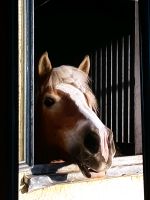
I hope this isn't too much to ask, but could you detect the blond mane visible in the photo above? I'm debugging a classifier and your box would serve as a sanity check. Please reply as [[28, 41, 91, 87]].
[[47, 65, 98, 113]]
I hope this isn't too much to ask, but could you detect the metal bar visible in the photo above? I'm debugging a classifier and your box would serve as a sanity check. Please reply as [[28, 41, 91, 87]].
[[128, 35, 131, 143], [25, 0, 34, 166], [110, 41, 113, 130], [106, 43, 111, 128], [134, 1, 142, 154], [116, 40, 119, 142], [122, 37, 125, 143], [130, 34, 135, 144], [112, 41, 117, 142], [124, 35, 129, 143], [105, 46, 108, 126], [118, 38, 123, 143], [100, 48, 103, 119], [102, 46, 106, 124]]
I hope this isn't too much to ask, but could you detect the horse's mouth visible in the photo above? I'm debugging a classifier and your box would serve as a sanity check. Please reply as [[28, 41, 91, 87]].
[[77, 163, 98, 178]]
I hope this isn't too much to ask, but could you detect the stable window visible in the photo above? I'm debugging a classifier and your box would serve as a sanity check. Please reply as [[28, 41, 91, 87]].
[[34, 0, 142, 157], [19, 0, 143, 195]]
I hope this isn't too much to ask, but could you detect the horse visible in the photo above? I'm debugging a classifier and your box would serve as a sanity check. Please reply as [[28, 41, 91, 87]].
[[35, 52, 116, 178]]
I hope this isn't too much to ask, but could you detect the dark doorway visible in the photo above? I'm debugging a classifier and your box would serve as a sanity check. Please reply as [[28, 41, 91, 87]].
[[35, 0, 142, 156]]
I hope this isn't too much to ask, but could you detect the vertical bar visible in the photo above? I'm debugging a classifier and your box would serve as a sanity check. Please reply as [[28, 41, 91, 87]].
[[134, 1, 142, 154], [116, 40, 119, 142], [130, 33, 135, 144], [124, 35, 129, 143], [112, 40, 117, 142], [100, 48, 103, 119], [19, 0, 25, 162], [118, 38, 123, 143], [102, 46, 106, 124], [122, 37, 125, 143], [107, 42, 111, 128], [105, 46, 108, 126], [96, 50, 101, 117], [128, 35, 131, 143], [110, 41, 113, 130], [25, 0, 34, 165]]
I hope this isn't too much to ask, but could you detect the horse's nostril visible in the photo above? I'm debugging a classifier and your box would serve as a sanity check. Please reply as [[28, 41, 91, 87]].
[[84, 131, 100, 154]]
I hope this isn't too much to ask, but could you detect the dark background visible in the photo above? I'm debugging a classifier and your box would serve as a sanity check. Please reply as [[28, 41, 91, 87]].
[[34, 0, 133, 67]]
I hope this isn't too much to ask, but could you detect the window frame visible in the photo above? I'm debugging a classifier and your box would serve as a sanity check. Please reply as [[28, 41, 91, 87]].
[[19, 0, 142, 169], [19, 0, 34, 168], [18, 0, 141, 168], [18, 0, 150, 199]]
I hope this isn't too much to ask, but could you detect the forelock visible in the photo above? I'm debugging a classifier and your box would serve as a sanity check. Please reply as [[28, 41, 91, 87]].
[[47, 65, 98, 113]]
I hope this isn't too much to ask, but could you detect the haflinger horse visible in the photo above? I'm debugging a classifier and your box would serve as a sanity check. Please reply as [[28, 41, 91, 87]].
[[35, 52, 116, 178]]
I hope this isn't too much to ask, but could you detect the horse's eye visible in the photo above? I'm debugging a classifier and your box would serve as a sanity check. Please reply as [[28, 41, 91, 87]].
[[44, 97, 55, 107]]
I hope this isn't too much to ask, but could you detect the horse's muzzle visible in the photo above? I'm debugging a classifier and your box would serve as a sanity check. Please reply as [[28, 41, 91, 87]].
[[68, 121, 116, 178]]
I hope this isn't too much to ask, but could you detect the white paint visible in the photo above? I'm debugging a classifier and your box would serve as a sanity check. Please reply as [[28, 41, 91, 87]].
[[56, 83, 109, 162]]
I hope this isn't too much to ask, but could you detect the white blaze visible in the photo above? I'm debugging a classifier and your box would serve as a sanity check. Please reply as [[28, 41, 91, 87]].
[[56, 83, 109, 162]]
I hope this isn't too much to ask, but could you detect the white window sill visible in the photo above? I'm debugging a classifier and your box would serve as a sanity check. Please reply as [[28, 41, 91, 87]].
[[19, 155, 143, 194]]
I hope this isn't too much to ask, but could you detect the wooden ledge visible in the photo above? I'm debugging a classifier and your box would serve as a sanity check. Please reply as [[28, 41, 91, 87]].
[[19, 155, 143, 199]]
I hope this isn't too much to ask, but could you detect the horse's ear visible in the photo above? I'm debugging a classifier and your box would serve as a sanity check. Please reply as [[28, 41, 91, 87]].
[[38, 52, 52, 76], [78, 55, 90, 75]]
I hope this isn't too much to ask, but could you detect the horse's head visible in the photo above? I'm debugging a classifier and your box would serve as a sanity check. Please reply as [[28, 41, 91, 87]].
[[35, 52, 116, 178]]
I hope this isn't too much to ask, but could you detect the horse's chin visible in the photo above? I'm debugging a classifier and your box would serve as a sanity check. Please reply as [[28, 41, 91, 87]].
[[78, 163, 92, 178]]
